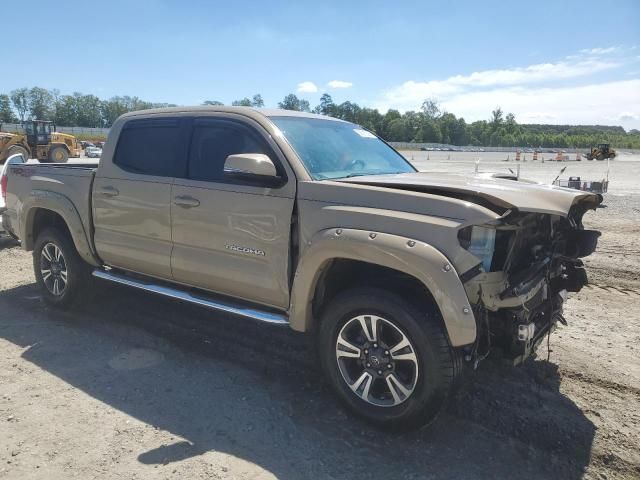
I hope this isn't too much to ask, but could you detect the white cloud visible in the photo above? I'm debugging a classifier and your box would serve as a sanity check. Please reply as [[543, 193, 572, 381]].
[[378, 59, 619, 110], [441, 80, 640, 129], [580, 46, 618, 55], [327, 80, 353, 89], [374, 47, 640, 128], [297, 81, 318, 93]]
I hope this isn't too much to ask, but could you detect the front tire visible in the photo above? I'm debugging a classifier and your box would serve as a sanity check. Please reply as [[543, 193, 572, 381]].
[[33, 228, 90, 307], [48, 146, 69, 163], [317, 287, 459, 431]]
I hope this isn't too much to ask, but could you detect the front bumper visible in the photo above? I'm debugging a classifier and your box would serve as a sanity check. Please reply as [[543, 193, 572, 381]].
[[465, 268, 569, 365]]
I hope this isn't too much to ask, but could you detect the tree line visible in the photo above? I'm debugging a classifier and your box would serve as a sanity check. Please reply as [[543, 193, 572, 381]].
[[1, 87, 639, 148]]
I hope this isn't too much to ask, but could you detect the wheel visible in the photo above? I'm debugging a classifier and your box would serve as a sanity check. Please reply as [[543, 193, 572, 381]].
[[33, 227, 90, 307], [317, 287, 460, 431], [48, 146, 69, 163], [7, 145, 29, 161]]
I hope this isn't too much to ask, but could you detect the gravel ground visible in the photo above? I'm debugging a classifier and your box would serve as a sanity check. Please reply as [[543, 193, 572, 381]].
[[0, 155, 639, 479]]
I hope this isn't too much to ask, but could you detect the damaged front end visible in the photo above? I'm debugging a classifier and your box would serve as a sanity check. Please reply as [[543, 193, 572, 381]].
[[460, 199, 601, 365]]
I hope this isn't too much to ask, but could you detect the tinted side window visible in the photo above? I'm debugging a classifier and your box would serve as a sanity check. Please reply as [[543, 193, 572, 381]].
[[114, 119, 184, 177], [188, 121, 269, 182]]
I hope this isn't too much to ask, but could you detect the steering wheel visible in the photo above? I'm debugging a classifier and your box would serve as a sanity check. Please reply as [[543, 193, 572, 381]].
[[348, 159, 366, 171]]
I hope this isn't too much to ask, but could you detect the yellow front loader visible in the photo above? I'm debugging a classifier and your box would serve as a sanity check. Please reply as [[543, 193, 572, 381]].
[[584, 143, 617, 161], [0, 120, 81, 164]]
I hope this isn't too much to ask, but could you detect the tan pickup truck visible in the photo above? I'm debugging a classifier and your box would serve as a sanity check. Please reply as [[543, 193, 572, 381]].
[[0, 107, 602, 430]]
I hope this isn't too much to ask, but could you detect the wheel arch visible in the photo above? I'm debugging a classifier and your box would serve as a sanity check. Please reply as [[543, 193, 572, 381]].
[[289, 228, 476, 346], [21, 192, 100, 267]]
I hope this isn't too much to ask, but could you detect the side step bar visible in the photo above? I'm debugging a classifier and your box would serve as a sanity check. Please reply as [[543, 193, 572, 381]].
[[92, 269, 289, 325]]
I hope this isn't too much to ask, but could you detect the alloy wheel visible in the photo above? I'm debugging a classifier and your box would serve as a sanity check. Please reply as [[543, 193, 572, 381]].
[[40, 242, 68, 296], [335, 314, 419, 407]]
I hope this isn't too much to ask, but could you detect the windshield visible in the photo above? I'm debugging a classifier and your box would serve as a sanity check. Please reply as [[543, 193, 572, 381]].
[[270, 116, 415, 180]]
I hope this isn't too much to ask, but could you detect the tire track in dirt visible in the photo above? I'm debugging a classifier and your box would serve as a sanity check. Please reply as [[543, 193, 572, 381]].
[[584, 283, 640, 297], [559, 368, 640, 396]]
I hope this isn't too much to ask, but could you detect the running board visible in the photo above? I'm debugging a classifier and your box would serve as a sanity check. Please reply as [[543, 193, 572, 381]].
[[92, 269, 289, 325]]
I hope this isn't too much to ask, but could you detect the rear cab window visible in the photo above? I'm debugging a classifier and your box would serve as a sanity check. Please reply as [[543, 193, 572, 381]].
[[114, 118, 187, 177]]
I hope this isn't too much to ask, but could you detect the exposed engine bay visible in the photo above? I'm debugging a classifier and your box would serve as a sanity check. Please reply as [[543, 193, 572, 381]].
[[337, 172, 603, 365], [459, 203, 601, 365]]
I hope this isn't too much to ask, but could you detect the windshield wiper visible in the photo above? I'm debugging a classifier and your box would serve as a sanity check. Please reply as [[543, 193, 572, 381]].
[[340, 171, 406, 179], [342, 172, 371, 178]]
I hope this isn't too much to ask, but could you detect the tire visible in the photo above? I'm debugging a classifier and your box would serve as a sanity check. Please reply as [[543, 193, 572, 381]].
[[48, 146, 69, 163], [33, 227, 91, 308], [7, 145, 29, 161], [317, 287, 460, 431]]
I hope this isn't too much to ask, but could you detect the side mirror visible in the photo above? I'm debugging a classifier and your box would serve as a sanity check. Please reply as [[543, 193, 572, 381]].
[[224, 154, 283, 186]]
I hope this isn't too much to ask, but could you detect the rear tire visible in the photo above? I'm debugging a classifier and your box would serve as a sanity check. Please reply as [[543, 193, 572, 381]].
[[317, 287, 460, 431], [33, 227, 90, 308], [48, 146, 69, 163]]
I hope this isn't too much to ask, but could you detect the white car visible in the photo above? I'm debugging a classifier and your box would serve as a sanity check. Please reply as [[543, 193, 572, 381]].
[[1, 153, 26, 234], [86, 147, 102, 158]]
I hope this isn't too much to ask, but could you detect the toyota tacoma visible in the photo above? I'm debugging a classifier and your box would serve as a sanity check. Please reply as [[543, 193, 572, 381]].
[[0, 107, 602, 430]]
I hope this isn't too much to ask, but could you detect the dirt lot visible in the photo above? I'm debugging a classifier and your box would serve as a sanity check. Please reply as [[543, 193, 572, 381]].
[[1, 158, 639, 479]]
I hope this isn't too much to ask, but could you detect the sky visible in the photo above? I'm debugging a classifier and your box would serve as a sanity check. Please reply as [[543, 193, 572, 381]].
[[3, 0, 640, 128]]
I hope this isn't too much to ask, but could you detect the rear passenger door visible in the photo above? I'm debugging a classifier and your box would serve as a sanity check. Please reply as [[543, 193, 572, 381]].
[[170, 117, 296, 309], [93, 117, 189, 279]]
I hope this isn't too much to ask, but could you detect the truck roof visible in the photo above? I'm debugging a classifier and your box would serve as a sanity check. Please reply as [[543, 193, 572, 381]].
[[118, 106, 348, 123]]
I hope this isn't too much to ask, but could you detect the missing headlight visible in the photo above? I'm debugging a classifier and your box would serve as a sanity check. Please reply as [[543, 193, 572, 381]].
[[458, 226, 496, 272]]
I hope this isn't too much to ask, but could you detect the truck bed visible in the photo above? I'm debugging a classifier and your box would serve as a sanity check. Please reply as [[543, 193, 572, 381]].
[[3, 162, 97, 241]]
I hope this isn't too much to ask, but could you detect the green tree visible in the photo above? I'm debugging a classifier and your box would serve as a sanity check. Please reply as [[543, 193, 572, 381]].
[[55, 95, 78, 126], [251, 94, 264, 107], [387, 118, 411, 141], [278, 94, 310, 112], [28, 87, 54, 120], [74, 94, 103, 127], [101, 97, 130, 126], [421, 98, 441, 120], [231, 97, 253, 106], [505, 112, 517, 133], [490, 106, 504, 131], [415, 120, 442, 143], [0, 94, 17, 122], [231, 94, 264, 107], [315, 93, 335, 115], [202, 100, 224, 106], [10, 88, 29, 122], [380, 109, 402, 139]]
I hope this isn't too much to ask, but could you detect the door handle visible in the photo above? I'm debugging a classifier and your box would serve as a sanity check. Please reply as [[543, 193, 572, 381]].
[[173, 195, 200, 208], [98, 186, 119, 197]]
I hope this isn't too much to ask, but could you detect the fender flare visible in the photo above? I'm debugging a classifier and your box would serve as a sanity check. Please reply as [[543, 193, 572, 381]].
[[289, 228, 476, 347], [20, 190, 100, 267]]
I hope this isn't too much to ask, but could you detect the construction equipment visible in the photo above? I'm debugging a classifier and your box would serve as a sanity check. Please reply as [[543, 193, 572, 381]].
[[0, 120, 81, 164], [584, 143, 616, 161]]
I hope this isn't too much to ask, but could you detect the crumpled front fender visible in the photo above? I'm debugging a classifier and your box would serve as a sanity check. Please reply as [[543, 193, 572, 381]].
[[289, 228, 477, 346]]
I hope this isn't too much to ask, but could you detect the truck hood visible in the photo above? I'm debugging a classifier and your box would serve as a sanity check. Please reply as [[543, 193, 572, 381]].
[[336, 172, 602, 217]]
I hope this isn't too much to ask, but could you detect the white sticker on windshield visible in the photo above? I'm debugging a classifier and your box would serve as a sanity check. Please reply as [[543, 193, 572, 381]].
[[353, 129, 376, 138]]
